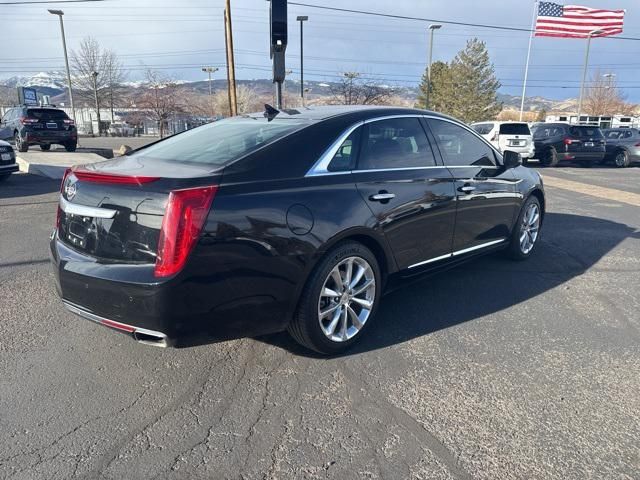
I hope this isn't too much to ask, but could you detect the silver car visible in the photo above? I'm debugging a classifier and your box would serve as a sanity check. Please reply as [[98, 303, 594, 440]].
[[602, 128, 640, 168]]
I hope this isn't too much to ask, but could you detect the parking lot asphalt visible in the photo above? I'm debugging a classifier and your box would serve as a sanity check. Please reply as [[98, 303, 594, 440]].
[[0, 166, 638, 480]]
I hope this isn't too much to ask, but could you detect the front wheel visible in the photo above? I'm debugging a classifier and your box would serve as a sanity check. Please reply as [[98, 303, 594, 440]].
[[506, 196, 542, 261], [288, 241, 382, 355]]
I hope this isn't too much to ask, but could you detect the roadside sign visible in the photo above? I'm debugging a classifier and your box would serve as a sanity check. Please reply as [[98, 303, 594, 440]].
[[18, 87, 38, 106]]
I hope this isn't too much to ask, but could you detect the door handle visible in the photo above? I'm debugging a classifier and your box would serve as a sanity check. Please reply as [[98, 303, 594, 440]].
[[458, 185, 476, 193], [369, 192, 396, 202]]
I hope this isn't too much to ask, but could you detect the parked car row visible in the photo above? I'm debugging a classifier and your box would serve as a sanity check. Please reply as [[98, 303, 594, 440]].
[[471, 120, 639, 168]]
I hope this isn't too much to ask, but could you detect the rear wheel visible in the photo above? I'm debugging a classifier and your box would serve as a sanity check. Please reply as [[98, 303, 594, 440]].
[[540, 147, 558, 167], [64, 141, 77, 152], [506, 196, 542, 261], [15, 132, 28, 153], [288, 241, 381, 355], [614, 150, 630, 168], [40, 144, 51, 151]]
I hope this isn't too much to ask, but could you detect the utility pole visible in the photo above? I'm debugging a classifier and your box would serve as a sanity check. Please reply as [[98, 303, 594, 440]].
[[224, 1, 238, 116], [48, 9, 76, 123], [426, 24, 441, 110], [270, 0, 288, 109], [202, 66, 218, 118], [577, 29, 604, 123], [91, 71, 101, 136], [296, 16, 308, 103]]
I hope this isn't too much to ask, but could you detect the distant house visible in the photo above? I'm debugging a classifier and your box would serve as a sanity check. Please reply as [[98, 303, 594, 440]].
[[545, 114, 639, 129]]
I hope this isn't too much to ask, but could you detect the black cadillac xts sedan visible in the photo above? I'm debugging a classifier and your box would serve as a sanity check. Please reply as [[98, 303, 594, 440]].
[[50, 106, 545, 354]]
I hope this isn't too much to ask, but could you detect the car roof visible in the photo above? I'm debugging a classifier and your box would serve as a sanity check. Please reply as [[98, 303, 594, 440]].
[[245, 105, 449, 122]]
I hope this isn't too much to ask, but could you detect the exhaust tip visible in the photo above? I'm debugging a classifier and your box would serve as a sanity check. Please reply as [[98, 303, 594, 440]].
[[133, 330, 170, 348]]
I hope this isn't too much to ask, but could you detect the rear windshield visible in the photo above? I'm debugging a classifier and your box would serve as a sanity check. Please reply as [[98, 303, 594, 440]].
[[130, 117, 308, 166], [569, 126, 603, 139], [27, 109, 69, 120], [499, 123, 530, 135]]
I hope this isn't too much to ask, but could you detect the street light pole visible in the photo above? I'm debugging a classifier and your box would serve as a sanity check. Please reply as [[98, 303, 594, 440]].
[[296, 16, 308, 103], [48, 9, 75, 123], [201, 66, 218, 118], [426, 24, 442, 110], [577, 29, 604, 123], [91, 71, 101, 136]]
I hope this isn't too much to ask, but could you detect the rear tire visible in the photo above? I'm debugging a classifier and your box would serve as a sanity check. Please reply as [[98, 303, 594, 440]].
[[64, 142, 77, 152], [15, 132, 28, 153], [540, 147, 558, 167], [287, 241, 382, 355], [40, 144, 51, 151], [614, 150, 630, 168], [506, 196, 542, 261]]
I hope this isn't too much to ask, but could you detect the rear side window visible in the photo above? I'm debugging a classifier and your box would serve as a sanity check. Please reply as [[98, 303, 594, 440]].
[[357, 118, 436, 170], [533, 125, 565, 139], [328, 128, 361, 172], [429, 119, 496, 167], [569, 127, 603, 139], [472, 123, 494, 135], [499, 123, 530, 135], [131, 117, 308, 167], [27, 109, 69, 121]]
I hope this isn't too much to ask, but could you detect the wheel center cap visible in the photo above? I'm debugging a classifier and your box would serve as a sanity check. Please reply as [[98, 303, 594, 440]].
[[341, 292, 350, 304]]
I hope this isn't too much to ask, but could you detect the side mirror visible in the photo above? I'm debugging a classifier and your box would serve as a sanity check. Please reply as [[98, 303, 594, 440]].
[[503, 150, 522, 169]]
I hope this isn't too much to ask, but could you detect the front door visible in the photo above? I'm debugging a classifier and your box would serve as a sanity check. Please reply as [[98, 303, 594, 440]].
[[353, 117, 456, 270], [427, 118, 520, 254]]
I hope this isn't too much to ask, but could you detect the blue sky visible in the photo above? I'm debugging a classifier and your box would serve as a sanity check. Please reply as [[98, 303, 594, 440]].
[[2, 0, 639, 101]]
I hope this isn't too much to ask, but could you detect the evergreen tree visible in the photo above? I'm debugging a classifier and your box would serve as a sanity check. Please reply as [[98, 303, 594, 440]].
[[417, 39, 502, 123]]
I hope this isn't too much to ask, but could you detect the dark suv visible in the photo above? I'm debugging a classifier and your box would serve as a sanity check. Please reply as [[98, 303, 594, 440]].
[[533, 123, 605, 167], [0, 106, 77, 153]]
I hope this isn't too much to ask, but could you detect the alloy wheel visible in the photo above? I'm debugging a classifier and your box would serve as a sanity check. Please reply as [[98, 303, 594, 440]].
[[317, 256, 376, 342], [519, 203, 540, 254], [615, 152, 627, 167]]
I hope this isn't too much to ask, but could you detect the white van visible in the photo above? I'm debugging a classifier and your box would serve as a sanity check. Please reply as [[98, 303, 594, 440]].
[[471, 121, 535, 160]]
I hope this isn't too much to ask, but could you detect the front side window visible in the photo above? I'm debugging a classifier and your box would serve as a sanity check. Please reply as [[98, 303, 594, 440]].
[[131, 117, 308, 167], [357, 118, 436, 170], [428, 119, 496, 167]]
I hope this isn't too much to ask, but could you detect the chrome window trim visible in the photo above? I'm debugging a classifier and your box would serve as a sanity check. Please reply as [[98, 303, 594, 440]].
[[305, 113, 505, 178], [408, 238, 506, 269], [59, 196, 117, 219]]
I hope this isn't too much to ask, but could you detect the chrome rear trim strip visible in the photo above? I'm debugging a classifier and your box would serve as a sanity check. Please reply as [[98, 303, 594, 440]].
[[407, 239, 507, 269], [60, 197, 117, 219]]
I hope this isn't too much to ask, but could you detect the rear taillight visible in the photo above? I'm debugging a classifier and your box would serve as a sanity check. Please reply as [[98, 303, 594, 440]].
[[72, 168, 159, 185], [563, 137, 573, 145], [20, 117, 39, 125], [635, 142, 640, 147], [63, 119, 75, 125], [56, 168, 72, 228], [154, 186, 218, 278]]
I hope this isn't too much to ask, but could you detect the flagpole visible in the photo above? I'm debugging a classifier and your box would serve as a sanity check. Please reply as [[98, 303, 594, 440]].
[[519, 0, 539, 122]]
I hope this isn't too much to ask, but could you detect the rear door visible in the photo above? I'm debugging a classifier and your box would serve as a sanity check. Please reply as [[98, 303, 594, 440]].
[[427, 118, 519, 254], [498, 123, 532, 151], [353, 116, 456, 270], [568, 126, 605, 154], [26, 108, 70, 139]]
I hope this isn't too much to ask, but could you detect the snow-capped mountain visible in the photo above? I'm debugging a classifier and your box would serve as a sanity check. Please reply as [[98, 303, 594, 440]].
[[1, 72, 67, 90]]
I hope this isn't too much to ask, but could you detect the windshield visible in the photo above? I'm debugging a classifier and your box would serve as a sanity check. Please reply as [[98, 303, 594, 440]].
[[499, 123, 530, 135], [131, 117, 309, 166]]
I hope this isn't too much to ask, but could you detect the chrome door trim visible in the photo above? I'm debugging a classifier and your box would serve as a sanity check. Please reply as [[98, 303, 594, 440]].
[[407, 238, 507, 269], [59, 197, 117, 219], [305, 120, 364, 176]]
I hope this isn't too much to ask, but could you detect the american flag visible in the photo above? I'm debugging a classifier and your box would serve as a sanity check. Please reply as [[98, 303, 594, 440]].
[[535, 2, 625, 38]]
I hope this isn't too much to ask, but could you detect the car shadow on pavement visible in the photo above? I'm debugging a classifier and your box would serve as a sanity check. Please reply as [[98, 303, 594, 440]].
[[0, 173, 60, 199], [258, 212, 640, 358]]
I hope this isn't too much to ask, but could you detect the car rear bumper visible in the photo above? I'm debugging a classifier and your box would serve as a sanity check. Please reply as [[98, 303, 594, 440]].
[[560, 151, 605, 162], [24, 130, 76, 144], [50, 231, 293, 347]]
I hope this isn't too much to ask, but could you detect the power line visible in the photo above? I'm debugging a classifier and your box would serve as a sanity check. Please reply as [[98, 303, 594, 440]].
[[0, 0, 106, 4]]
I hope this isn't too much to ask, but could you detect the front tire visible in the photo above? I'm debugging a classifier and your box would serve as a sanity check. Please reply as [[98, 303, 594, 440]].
[[288, 241, 382, 355], [506, 196, 542, 261], [614, 150, 630, 168]]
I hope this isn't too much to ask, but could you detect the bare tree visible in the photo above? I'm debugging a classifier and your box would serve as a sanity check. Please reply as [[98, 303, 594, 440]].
[[330, 72, 395, 105], [136, 69, 184, 138], [103, 50, 127, 123], [584, 70, 628, 116], [0, 87, 18, 107], [213, 85, 261, 116], [71, 37, 109, 133]]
